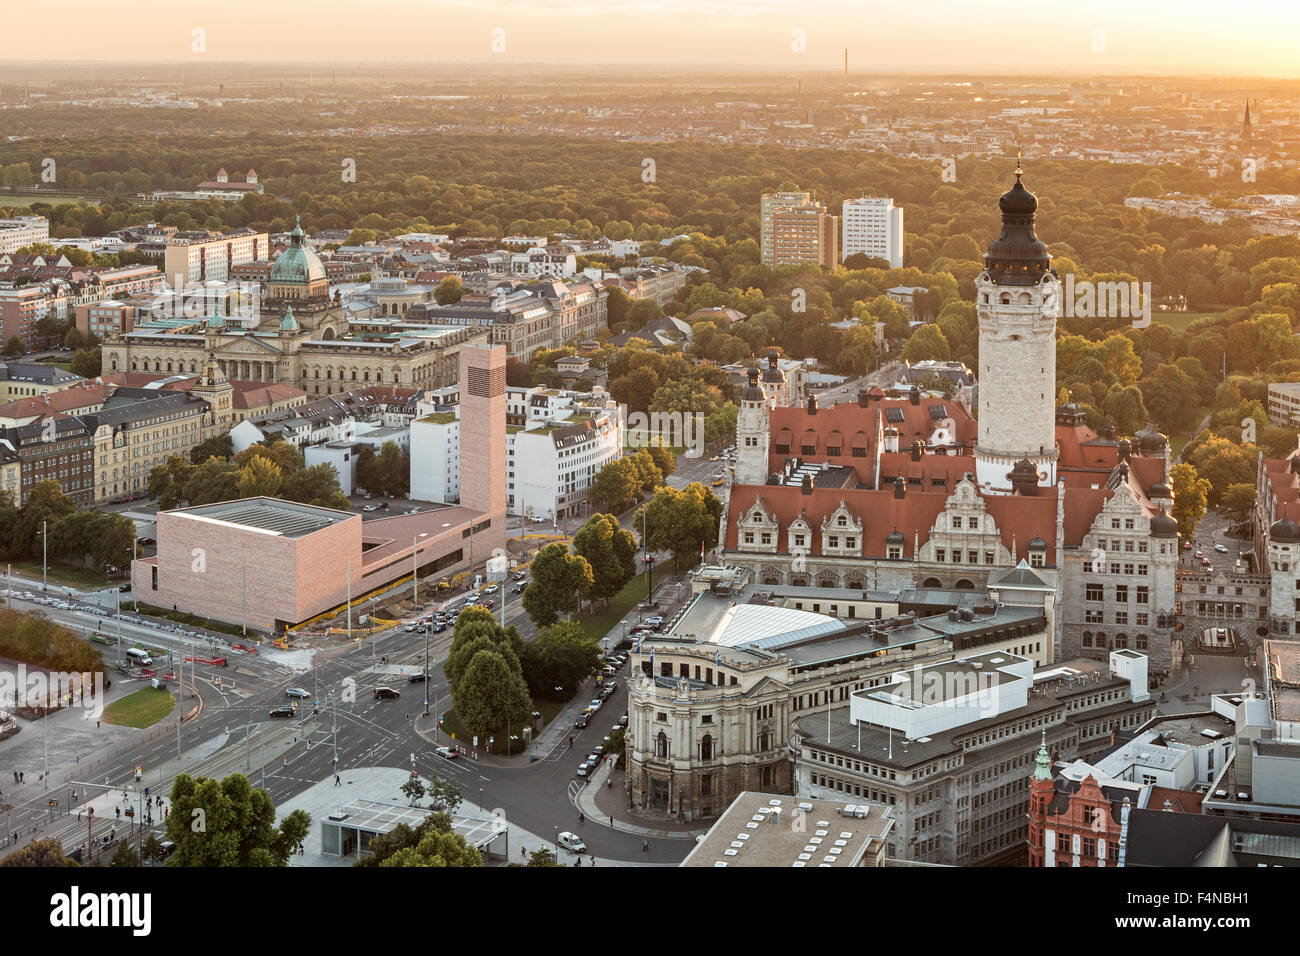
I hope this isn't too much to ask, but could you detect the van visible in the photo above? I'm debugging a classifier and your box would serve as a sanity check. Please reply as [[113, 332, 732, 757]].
[[557, 831, 587, 854], [126, 647, 153, 667]]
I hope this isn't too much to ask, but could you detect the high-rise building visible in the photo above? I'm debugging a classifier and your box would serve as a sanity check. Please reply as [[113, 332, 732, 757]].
[[759, 190, 810, 265], [841, 197, 904, 268], [770, 202, 839, 268], [458, 342, 507, 558], [973, 162, 1060, 491], [162, 230, 269, 292], [0, 215, 49, 254]]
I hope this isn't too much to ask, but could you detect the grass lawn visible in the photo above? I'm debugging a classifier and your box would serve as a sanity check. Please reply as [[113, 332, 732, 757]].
[[0, 192, 103, 208], [438, 707, 536, 756], [1153, 311, 1224, 331], [575, 560, 665, 645], [10, 560, 124, 591], [135, 602, 252, 639], [101, 686, 175, 728]]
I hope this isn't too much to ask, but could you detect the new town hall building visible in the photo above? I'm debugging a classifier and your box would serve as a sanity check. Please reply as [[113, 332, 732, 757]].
[[101, 219, 489, 397], [722, 169, 1180, 674], [626, 170, 1181, 838]]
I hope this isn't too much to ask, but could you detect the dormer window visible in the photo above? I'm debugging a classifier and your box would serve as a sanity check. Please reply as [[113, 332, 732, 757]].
[[952, 516, 962, 529]]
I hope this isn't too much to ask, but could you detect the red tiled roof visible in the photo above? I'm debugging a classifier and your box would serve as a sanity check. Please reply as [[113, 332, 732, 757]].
[[726, 481, 1061, 563]]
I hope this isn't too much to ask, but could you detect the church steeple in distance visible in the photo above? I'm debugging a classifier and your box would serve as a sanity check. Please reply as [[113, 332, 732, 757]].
[[973, 160, 1061, 492], [1242, 99, 1253, 146]]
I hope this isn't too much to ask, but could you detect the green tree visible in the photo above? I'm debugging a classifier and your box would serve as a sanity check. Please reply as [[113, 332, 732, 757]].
[[182, 458, 240, 505], [522, 543, 594, 627], [454, 648, 533, 744], [148, 455, 196, 510], [1188, 436, 1256, 507], [434, 276, 464, 305], [589, 457, 644, 514], [902, 324, 950, 363], [281, 463, 350, 509], [401, 776, 426, 806], [70, 348, 102, 378], [1100, 384, 1150, 436], [1221, 483, 1257, 532], [110, 840, 141, 867], [1171, 463, 1212, 543], [141, 833, 163, 865], [189, 433, 233, 464], [236, 456, 283, 498], [527, 848, 559, 866], [164, 773, 309, 867], [2, 336, 24, 358], [1, 837, 76, 867], [638, 482, 722, 572]]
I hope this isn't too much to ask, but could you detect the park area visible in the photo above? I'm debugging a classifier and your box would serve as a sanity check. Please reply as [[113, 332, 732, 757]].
[[101, 686, 174, 728]]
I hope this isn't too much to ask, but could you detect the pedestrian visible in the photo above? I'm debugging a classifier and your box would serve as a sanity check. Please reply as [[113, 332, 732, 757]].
[[520, 847, 526, 860], [590, 855, 596, 866], [96, 719, 100, 728], [18, 771, 23, 783], [335, 774, 341, 786], [164, 807, 168, 819]]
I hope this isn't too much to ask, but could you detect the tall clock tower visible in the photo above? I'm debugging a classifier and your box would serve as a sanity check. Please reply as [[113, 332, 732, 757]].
[[974, 163, 1060, 491]]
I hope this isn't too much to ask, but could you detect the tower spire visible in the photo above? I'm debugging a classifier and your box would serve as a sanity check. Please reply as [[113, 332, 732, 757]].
[[1033, 730, 1052, 780], [1015, 149, 1023, 181]]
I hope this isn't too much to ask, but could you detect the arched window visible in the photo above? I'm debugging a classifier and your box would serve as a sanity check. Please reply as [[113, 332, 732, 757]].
[[700, 735, 713, 761], [922, 577, 942, 588], [956, 579, 975, 589], [1082, 631, 1093, 647], [656, 732, 668, 759]]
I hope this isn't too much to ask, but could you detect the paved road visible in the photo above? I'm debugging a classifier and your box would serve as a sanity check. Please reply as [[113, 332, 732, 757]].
[[0, 567, 695, 864]]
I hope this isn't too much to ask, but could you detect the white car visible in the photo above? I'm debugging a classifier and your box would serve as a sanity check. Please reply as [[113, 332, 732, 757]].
[[588, 698, 603, 712], [1213, 544, 1229, 554], [404, 622, 417, 632], [558, 831, 587, 853], [482, 584, 498, 594]]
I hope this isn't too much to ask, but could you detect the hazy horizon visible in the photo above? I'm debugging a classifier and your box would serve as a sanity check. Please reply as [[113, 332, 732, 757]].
[[3, 0, 1298, 78]]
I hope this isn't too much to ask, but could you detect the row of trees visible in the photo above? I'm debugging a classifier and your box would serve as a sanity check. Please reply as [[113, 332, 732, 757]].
[[0, 607, 104, 675], [0, 482, 135, 573], [148, 440, 351, 510]]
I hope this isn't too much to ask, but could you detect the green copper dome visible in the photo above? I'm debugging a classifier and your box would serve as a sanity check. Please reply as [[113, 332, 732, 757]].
[[206, 308, 226, 329], [279, 305, 299, 332], [270, 215, 326, 285]]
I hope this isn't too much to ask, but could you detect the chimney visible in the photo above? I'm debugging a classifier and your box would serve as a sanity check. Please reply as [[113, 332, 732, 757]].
[[909, 385, 920, 406], [806, 394, 818, 415], [801, 473, 813, 496], [911, 440, 925, 462], [858, 389, 869, 408], [893, 476, 906, 499]]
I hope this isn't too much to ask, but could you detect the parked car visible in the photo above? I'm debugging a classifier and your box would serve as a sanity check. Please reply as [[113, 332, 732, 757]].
[[436, 746, 458, 760], [374, 686, 400, 699], [285, 687, 310, 699], [269, 705, 296, 718], [588, 698, 603, 712], [377, 502, 389, 510], [157, 840, 177, 859], [575, 762, 590, 777], [618, 714, 628, 727]]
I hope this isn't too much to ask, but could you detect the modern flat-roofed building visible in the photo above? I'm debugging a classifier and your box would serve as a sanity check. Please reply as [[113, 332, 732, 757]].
[[1267, 381, 1300, 427], [680, 792, 894, 868], [0, 216, 49, 254], [771, 202, 839, 267], [760, 191, 811, 265], [162, 231, 270, 292], [842, 197, 904, 268]]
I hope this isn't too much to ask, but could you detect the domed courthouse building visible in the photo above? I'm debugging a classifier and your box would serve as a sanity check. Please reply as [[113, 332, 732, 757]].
[[101, 218, 488, 396], [718, 168, 1182, 674]]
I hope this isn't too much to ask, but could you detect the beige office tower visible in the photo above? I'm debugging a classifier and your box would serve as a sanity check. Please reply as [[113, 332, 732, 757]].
[[760, 190, 811, 265], [771, 202, 840, 267], [458, 343, 508, 558]]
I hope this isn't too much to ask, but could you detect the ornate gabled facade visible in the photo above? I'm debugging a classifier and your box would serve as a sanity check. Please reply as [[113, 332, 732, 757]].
[[718, 169, 1181, 674]]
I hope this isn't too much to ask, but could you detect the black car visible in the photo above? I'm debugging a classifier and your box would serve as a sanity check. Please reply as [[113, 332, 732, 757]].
[[574, 712, 591, 729], [374, 686, 400, 699], [269, 705, 296, 718], [433, 622, 448, 633], [118, 583, 132, 593], [408, 672, 429, 683], [511, 584, 525, 594]]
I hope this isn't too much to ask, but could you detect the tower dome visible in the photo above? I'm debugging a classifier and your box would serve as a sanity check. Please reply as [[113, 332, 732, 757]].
[[279, 305, 300, 333], [983, 160, 1052, 285], [1134, 423, 1168, 454], [1270, 516, 1300, 543], [205, 309, 225, 330], [741, 366, 765, 403], [271, 216, 327, 285], [1150, 509, 1179, 538]]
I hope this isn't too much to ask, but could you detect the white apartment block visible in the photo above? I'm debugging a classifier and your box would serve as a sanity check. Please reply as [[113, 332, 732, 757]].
[[162, 233, 270, 291], [1267, 382, 1300, 427], [842, 197, 904, 269], [0, 216, 49, 254], [410, 408, 461, 504], [507, 406, 624, 521]]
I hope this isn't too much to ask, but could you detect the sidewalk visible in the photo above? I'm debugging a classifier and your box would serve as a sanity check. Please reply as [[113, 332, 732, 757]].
[[574, 757, 706, 841]]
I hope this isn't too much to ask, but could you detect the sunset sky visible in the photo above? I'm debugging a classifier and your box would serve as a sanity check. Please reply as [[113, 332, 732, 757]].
[[3, 0, 1298, 76]]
